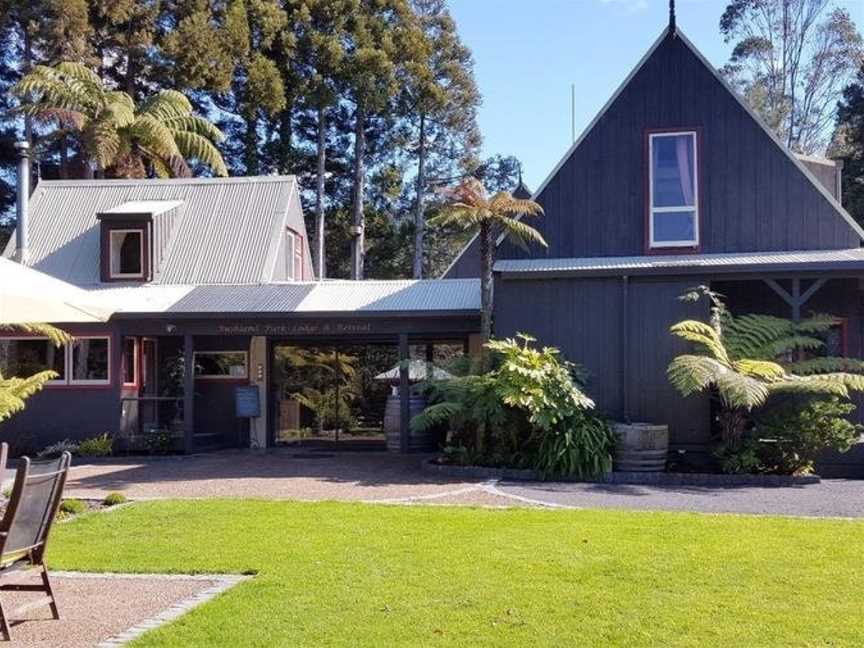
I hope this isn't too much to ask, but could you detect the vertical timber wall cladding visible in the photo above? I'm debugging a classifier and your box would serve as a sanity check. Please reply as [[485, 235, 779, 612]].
[[499, 33, 857, 262], [494, 275, 711, 449]]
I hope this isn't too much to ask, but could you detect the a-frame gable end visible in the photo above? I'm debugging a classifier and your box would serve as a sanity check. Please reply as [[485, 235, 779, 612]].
[[495, 27, 862, 263]]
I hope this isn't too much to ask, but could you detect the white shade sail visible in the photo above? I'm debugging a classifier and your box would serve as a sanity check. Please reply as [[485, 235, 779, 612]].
[[374, 360, 453, 383], [0, 258, 112, 324]]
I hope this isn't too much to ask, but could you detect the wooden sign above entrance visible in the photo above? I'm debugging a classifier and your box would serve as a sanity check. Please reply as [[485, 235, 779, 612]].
[[217, 322, 374, 336]]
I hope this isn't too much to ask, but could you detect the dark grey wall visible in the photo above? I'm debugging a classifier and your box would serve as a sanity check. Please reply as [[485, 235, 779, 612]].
[[443, 236, 480, 279], [499, 33, 858, 262], [0, 323, 125, 453], [494, 275, 711, 450]]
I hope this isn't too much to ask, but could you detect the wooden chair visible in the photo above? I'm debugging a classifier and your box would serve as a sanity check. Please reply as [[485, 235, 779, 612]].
[[0, 451, 71, 642], [0, 444, 7, 491]]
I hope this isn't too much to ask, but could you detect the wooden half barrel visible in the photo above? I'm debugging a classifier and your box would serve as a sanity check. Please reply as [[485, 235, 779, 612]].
[[613, 422, 669, 472], [384, 394, 434, 453]]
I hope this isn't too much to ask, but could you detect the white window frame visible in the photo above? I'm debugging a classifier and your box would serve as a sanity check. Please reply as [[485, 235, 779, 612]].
[[109, 229, 145, 279], [193, 350, 249, 380], [285, 230, 297, 281], [0, 336, 67, 385], [648, 131, 699, 249], [69, 336, 112, 386]]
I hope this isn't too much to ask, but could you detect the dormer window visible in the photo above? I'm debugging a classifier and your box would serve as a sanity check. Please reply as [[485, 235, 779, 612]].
[[648, 130, 699, 250], [96, 200, 182, 283], [109, 229, 144, 278]]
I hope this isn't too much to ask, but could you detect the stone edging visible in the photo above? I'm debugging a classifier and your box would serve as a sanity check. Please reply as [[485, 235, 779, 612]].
[[421, 459, 821, 486], [45, 572, 252, 647]]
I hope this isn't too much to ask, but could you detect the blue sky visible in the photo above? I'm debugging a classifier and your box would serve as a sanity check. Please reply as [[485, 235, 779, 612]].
[[447, 0, 864, 190]]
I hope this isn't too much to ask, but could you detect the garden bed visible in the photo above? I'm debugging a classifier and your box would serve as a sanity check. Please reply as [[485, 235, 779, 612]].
[[422, 459, 821, 486]]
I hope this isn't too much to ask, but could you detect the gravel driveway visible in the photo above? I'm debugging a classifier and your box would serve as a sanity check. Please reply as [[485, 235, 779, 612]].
[[493, 479, 864, 517], [57, 449, 864, 517]]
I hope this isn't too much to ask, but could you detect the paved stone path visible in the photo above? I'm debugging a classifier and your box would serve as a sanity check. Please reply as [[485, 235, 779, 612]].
[[61, 449, 864, 518], [5, 571, 246, 647]]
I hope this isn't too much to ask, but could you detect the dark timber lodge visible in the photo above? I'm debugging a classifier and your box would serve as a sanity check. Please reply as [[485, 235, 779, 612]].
[[4, 20, 864, 476]]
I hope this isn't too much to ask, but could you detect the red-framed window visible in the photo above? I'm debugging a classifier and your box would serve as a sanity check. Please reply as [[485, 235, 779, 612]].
[[122, 336, 139, 387], [646, 129, 701, 253]]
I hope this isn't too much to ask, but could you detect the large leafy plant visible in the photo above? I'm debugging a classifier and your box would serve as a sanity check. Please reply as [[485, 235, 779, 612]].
[[727, 396, 862, 475], [668, 286, 864, 450], [412, 334, 614, 478]]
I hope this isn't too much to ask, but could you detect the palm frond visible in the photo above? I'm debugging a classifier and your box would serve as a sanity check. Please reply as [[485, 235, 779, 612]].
[[0, 323, 70, 346], [171, 131, 228, 176], [496, 215, 547, 250], [670, 320, 730, 364], [0, 370, 58, 422]]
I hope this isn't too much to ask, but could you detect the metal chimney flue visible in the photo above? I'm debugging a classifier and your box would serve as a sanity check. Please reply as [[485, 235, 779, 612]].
[[14, 141, 30, 264]]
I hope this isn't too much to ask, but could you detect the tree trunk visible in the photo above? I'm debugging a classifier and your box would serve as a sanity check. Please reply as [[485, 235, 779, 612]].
[[351, 101, 366, 280], [59, 136, 68, 179], [479, 221, 493, 346], [719, 406, 748, 449], [279, 98, 293, 173], [244, 111, 259, 176], [315, 106, 327, 280], [412, 112, 427, 279]]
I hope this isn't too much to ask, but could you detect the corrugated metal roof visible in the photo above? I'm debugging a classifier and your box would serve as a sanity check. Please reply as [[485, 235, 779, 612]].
[[2, 176, 296, 286], [495, 248, 864, 278], [89, 279, 480, 315]]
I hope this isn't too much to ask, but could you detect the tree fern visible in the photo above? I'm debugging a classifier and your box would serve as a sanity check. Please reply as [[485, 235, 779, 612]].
[[669, 287, 864, 447], [13, 62, 227, 178]]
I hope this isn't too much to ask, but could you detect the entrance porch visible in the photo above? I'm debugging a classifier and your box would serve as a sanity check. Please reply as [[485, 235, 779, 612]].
[[114, 311, 479, 455]]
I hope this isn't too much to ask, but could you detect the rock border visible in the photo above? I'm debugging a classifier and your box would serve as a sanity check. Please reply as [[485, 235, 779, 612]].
[[43, 572, 253, 648], [421, 459, 821, 486]]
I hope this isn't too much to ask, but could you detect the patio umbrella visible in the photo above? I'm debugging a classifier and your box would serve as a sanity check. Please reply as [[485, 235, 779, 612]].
[[374, 359, 453, 383], [0, 257, 112, 324]]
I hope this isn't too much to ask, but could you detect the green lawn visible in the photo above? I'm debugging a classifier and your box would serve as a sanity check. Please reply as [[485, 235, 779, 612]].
[[51, 500, 863, 647]]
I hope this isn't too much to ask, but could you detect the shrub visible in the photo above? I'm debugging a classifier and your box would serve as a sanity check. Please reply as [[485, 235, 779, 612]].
[[534, 409, 615, 479], [77, 433, 113, 457], [414, 334, 613, 479], [719, 396, 861, 476], [103, 492, 128, 506], [37, 439, 79, 458], [60, 498, 86, 516], [145, 427, 176, 455]]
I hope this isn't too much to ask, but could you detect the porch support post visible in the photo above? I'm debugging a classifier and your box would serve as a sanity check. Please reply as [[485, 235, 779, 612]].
[[764, 277, 828, 323], [764, 279, 795, 307], [183, 334, 195, 454], [800, 278, 828, 307], [425, 343, 434, 382], [399, 333, 410, 454], [620, 275, 631, 423], [791, 278, 801, 322]]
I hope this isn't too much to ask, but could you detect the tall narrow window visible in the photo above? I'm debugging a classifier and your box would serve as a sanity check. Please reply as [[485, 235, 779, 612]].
[[122, 337, 138, 386], [286, 229, 303, 280], [109, 229, 144, 278], [294, 233, 303, 280], [649, 131, 698, 249]]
